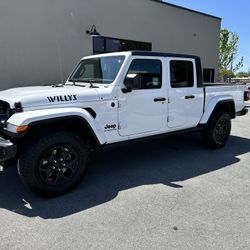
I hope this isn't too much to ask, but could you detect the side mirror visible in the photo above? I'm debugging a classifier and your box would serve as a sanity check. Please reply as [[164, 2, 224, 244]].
[[122, 77, 134, 93], [122, 74, 141, 93]]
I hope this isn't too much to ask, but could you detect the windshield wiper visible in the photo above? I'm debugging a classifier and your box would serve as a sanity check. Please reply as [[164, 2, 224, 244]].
[[74, 79, 100, 88], [68, 79, 87, 87], [68, 79, 100, 88], [83, 79, 100, 88]]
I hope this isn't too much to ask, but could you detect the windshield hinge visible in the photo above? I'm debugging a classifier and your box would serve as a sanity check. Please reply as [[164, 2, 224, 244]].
[[118, 123, 122, 130]]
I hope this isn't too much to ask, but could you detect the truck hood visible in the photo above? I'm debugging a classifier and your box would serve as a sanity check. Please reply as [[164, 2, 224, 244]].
[[0, 84, 111, 109]]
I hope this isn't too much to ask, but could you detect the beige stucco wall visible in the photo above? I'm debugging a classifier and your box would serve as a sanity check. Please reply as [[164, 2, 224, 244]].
[[0, 0, 221, 90]]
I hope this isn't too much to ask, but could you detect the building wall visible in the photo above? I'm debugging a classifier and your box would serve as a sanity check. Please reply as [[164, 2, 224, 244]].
[[0, 0, 221, 90]]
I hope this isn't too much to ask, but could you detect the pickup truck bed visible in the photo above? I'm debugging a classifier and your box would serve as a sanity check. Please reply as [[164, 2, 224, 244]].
[[204, 84, 246, 114]]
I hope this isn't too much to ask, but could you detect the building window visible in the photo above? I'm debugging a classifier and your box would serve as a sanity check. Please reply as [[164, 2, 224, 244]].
[[93, 37, 152, 54], [170, 60, 194, 88], [125, 59, 162, 89], [203, 68, 215, 83], [93, 37, 105, 54]]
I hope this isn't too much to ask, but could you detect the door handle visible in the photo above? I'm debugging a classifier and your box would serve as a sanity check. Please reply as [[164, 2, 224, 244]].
[[154, 97, 166, 102], [185, 95, 195, 99]]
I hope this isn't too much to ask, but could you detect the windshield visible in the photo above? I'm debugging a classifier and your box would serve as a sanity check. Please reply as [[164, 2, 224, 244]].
[[68, 56, 125, 84]]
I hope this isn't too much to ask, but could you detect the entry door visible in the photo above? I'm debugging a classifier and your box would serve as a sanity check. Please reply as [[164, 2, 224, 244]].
[[118, 58, 167, 136], [167, 58, 203, 128]]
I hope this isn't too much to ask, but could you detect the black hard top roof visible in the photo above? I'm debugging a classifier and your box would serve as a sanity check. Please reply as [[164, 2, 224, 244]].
[[131, 51, 200, 60]]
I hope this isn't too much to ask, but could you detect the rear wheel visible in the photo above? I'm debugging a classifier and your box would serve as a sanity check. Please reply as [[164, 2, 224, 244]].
[[202, 111, 231, 148], [18, 130, 88, 197]]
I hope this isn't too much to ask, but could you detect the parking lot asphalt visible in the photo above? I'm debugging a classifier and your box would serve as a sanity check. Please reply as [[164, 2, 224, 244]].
[[0, 104, 250, 250]]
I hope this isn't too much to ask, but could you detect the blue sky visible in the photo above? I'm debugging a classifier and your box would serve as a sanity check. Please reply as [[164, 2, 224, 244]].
[[165, 0, 250, 72]]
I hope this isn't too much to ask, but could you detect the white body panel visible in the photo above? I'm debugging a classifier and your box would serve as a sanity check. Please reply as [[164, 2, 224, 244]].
[[205, 84, 245, 112], [7, 108, 107, 145], [0, 52, 247, 146], [200, 84, 246, 124], [118, 57, 167, 136], [166, 57, 204, 129]]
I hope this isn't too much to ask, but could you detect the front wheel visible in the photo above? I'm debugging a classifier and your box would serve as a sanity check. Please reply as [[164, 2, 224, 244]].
[[18, 131, 88, 197], [202, 111, 231, 148]]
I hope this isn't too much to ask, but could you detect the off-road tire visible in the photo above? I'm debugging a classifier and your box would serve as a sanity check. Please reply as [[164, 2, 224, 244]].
[[202, 111, 231, 149], [17, 130, 88, 197]]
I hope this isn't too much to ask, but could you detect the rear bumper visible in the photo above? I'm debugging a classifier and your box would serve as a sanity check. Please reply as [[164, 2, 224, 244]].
[[236, 107, 248, 116], [0, 136, 17, 163]]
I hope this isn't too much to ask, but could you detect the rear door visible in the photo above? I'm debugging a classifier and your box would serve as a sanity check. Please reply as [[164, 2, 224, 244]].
[[167, 58, 204, 128]]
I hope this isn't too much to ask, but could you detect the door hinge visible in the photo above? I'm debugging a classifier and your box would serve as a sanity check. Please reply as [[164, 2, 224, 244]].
[[168, 97, 170, 104], [118, 101, 122, 108], [167, 116, 170, 123]]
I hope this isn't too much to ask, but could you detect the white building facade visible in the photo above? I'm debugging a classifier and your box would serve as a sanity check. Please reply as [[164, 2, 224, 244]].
[[0, 0, 221, 90]]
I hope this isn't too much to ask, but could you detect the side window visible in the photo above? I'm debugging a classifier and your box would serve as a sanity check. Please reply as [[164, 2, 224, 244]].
[[126, 59, 162, 89], [170, 60, 194, 88]]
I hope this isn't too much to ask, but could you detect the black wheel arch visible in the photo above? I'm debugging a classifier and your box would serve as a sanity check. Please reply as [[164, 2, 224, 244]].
[[19, 115, 101, 149]]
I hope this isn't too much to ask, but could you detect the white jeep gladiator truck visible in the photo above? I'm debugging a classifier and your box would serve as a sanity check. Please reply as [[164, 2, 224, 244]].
[[0, 51, 248, 196]]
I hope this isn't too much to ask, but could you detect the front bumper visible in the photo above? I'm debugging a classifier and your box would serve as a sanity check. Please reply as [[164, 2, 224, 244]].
[[0, 136, 17, 163]]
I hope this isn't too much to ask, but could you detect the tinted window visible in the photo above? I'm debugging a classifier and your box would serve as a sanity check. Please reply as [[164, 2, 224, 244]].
[[203, 68, 215, 83], [93, 37, 105, 53], [106, 38, 121, 52], [93, 37, 152, 54], [170, 61, 194, 88], [126, 59, 162, 89]]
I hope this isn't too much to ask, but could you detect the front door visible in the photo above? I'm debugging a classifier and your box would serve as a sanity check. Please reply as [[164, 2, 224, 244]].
[[118, 58, 167, 136]]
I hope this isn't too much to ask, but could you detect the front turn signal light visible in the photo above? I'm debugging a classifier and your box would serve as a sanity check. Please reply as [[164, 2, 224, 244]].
[[16, 125, 29, 133]]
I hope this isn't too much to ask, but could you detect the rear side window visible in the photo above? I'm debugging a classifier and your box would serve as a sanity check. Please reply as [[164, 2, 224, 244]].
[[126, 59, 162, 89], [170, 60, 194, 88]]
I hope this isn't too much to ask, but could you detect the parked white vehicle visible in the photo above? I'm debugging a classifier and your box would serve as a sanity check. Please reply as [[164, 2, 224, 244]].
[[0, 51, 248, 196]]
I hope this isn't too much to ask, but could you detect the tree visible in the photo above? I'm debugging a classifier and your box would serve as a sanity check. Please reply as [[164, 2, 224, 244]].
[[236, 71, 250, 78], [219, 29, 243, 81]]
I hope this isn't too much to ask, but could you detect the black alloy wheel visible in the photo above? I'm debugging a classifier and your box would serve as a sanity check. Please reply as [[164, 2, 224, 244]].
[[39, 145, 78, 185], [18, 130, 88, 197], [202, 111, 231, 148], [213, 116, 231, 145]]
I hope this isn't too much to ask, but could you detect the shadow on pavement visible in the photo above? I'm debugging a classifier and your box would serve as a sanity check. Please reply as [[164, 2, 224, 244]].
[[0, 134, 249, 219]]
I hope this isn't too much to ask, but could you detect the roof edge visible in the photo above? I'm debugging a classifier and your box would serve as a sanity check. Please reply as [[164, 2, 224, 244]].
[[151, 0, 221, 21], [131, 51, 200, 59]]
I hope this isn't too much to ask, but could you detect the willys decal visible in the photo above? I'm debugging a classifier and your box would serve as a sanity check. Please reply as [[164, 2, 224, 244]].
[[47, 95, 77, 103]]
